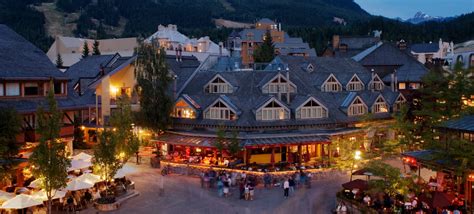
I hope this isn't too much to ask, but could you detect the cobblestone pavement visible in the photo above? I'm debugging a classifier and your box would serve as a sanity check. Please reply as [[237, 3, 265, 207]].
[[81, 163, 349, 214]]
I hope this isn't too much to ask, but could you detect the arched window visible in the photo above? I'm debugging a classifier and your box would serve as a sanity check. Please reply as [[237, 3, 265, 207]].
[[297, 98, 328, 119], [322, 75, 342, 92], [348, 97, 367, 116], [346, 75, 364, 91], [372, 96, 388, 113], [469, 54, 474, 68]]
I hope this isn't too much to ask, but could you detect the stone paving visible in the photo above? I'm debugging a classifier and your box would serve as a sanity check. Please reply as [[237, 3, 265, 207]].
[[81, 162, 349, 214]]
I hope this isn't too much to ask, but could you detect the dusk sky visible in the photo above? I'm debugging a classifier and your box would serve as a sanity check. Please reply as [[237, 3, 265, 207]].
[[355, 0, 474, 19]]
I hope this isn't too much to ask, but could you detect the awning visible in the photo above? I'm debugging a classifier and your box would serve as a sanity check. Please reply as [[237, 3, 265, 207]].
[[154, 132, 330, 148]]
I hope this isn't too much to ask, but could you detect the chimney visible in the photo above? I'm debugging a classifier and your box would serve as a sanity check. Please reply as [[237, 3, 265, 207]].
[[332, 35, 340, 50], [278, 23, 281, 31], [371, 70, 375, 92], [218, 42, 223, 56], [173, 75, 177, 99], [398, 40, 407, 50], [286, 72, 290, 104], [390, 70, 396, 92]]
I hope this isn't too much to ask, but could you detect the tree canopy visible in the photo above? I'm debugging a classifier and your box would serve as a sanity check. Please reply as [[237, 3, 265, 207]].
[[253, 30, 275, 63]]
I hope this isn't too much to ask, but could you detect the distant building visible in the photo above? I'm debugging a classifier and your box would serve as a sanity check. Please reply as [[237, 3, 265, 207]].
[[409, 39, 452, 64], [145, 24, 229, 62], [446, 40, 474, 69], [226, 18, 316, 67], [46, 36, 138, 68], [322, 34, 381, 58]]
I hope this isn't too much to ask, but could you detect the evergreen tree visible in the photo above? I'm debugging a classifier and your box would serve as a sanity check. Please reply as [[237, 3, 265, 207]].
[[253, 30, 275, 63], [82, 41, 90, 58], [55, 54, 63, 68], [135, 44, 173, 132], [0, 108, 21, 183], [214, 128, 226, 157], [29, 83, 71, 214], [92, 40, 101, 55], [227, 131, 241, 158]]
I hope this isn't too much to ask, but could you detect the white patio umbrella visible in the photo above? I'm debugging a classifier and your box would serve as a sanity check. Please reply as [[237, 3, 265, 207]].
[[31, 189, 67, 201], [68, 159, 92, 171], [114, 164, 138, 178], [72, 152, 92, 161], [0, 194, 43, 209], [0, 191, 14, 203], [65, 179, 94, 191], [77, 173, 102, 184], [28, 178, 44, 189]]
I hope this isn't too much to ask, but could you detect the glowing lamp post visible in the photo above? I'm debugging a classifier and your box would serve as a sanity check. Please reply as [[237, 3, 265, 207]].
[[350, 150, 362, 181]]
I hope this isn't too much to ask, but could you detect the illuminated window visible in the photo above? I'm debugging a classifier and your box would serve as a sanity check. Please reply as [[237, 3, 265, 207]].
[[409, 83, 421, 89], [0, 83, 3, 96], [346, 75, 364, 91], [205, 76, 233, 94], [172, 100, 196, 119], [393, 95, 406, 112], [204, 100, 237, 120], [348, 97, 367, 116], [257, 100, 289, 121], [297, 98, 328, 119], [398, 83, 406, 90], [322, 75, 342, 92], [372, 96, 388, 113], [5, 83, 20, 96]]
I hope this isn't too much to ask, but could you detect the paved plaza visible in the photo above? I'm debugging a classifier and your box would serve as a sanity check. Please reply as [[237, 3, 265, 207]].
[[81, 162, 349, 214]]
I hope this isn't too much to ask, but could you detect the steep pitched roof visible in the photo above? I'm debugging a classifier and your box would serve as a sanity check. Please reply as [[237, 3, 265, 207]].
[[439, 115, 474, 132], [0, 24, 65, 79]]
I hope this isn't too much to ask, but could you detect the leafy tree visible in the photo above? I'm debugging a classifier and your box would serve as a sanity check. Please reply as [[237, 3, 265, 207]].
[[134, 44, 173, 132], [72, 115, 86, 149], [332, 136, 361, 170], [109, 95, 140, 162], [92, 40, 101, 55], [227, 131, 241, 158], [55, 54, 63, 68], [253, 30, 275, 63], [29, 85, 71, 214], [82, 41, 89, 58], [93, 129, 121, 196]]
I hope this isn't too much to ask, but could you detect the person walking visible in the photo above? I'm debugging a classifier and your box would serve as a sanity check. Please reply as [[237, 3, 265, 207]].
[[239, 180, 245, 200], [217, 179, 224, 197], [283, 178, 290, 198], [289, 177, 295, 194], [263, 173, 271, 189]]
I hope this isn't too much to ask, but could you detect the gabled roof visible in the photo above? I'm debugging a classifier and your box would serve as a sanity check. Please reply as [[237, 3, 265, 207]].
[[0, 24, 65, 79], [439, 115, 474, 132], [410, 43, 439, 53], [205, 95, 241, 115], [179, 94, 201, 109]]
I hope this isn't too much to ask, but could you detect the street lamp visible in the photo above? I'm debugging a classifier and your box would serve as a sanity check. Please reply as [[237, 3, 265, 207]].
[[350, 150, 362, 181]]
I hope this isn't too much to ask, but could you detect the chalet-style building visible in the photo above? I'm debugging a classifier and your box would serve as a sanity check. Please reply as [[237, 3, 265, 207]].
[[46, 36, 138, 68], [351, 42, 429, 100], [447, 40, 474, 69], [155, 55, 405, 165], [226, 18, 316, 67], [409, 39, 452, 65], [322, 34, 381, 58], [145, 24, 228, 62]]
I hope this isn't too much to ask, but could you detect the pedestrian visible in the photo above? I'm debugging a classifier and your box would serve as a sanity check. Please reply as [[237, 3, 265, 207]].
[[217, 179, 224, 197], [249, 182, 255, 201], [264, 173, 271, 189], [223, 178, 230, 197], [239, 180, 245, 200], [244, 183, 250, 200], [294, 172, 300, 189], [289, 177, 295, 194], [283, 178, 289, 198]]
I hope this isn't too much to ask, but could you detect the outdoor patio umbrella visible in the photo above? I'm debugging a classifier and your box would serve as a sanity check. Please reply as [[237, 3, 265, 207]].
[[65, 179, 94, 191], [68, 159, 92, 171], [0, 191, 14, 204], [77, 173, 102, 184], [28, 178, 43, 189], [0, 194, 43, 209], [31, 189, 67, 201], [419, 192, 455, 209], [342, 179, 368, 191], [72, 152, 92, 161], [114, 164, 138, 178]]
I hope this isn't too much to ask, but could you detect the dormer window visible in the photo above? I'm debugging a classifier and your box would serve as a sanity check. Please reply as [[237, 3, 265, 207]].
[[204, 100, 237, 120], [262, 74, 296, 94], [321, 74, 342, 92], [369, 74, 384, 91], [172, 99, 197, 119], [296, 98, 328, 119], [372, 96, 388, 113], [348, 97, 367, 116], [205, 75, 233, 94], [346, 74, 364, 91], [306, 64, 314, 72], [256, 99, 290, 121], [393, 94, 407, 112]]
